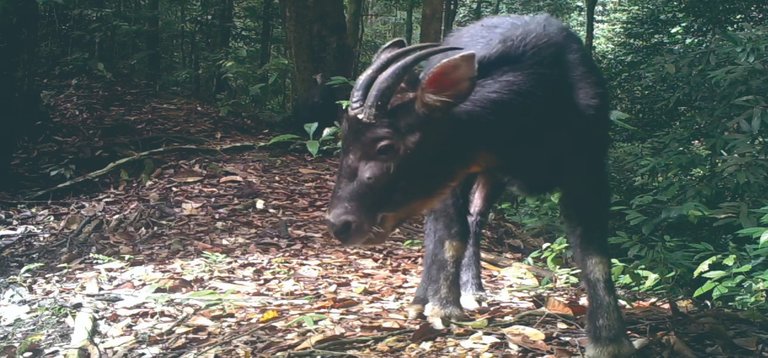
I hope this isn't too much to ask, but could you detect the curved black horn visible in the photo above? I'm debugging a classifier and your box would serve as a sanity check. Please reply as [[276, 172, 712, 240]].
[[361, 46, 462, 122], [349, 41, 441, 115]]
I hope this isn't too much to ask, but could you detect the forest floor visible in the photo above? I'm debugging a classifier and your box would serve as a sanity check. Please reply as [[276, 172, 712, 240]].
[[1, 77, 765, 357]]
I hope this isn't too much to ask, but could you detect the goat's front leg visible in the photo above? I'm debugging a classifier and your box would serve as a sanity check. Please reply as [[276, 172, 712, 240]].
[[561, 168, 636, 358], [409, 187, 469, 329]]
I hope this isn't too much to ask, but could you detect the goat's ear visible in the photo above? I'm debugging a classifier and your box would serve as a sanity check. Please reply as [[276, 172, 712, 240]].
[[416, 51, 476, 113]]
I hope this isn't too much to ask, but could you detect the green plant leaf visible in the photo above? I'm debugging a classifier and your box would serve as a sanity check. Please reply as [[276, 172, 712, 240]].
[[267, 134, 301, 145], [694, 255, 718, 278], [694, 280, 718, 297], [306, 140, 320, 156], [701, 270, 727, 279], [304, 122, 319, 139]]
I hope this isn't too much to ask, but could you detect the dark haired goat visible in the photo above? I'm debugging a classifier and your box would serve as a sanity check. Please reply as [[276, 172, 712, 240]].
[[327, 15, 635, 357]]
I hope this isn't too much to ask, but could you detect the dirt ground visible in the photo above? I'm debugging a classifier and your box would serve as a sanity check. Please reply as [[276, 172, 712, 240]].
[[1, 78, 765, 357]]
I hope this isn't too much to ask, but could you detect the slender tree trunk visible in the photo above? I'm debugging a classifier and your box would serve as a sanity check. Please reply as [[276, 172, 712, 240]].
[[346, 0, 363, 74], [472, 0, 483, 20], [584, 0, 598, 53], [420, 0, 443, 43], [405, 0, 415, 44], [213, 0, 234, 95], [259, 0, 274, 68], [146, 0, 161, 89], [258, 0, 275, 108], [0, 0, 46, 188], [492, 0, 501, 15], [443, 0, 458, 36], [191, 25, 201, 97], [283, 0, 353, 127], [217, 0, 234, 49]]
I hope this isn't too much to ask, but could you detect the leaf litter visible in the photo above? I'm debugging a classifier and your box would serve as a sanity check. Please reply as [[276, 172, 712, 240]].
[[1, 78, 767, 357]]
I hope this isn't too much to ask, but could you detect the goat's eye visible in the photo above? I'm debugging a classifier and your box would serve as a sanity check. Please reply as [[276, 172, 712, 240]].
[[375, 141, 397, 158]]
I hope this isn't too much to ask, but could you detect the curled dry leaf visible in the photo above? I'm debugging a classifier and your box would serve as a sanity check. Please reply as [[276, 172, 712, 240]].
[[545, 297, 574, 316], [219, 175, 243, 183], [502, 325, 546, 341]]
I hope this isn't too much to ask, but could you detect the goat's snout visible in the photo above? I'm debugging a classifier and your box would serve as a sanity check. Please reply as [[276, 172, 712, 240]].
[[327, 212, 362, 244]]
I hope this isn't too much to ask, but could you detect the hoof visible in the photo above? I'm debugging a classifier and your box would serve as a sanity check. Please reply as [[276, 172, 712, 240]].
[[424, 302, 468, 329], [459, 291, 487, 310], [585, 339, 637, 358], [407, 303, 425, 320]]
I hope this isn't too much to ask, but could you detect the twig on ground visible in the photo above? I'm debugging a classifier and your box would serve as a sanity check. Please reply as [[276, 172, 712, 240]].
[[26, 142, 262, 199]]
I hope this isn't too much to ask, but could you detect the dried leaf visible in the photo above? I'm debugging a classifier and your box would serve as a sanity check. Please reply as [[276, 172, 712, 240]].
[[219, 175, 244, 183], [502, 325, 546, 341], [545, 296, 574, 316]]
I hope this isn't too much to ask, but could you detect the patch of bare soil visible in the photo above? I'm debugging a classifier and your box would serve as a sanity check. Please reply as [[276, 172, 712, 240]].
[[1, 78, 766, 357]]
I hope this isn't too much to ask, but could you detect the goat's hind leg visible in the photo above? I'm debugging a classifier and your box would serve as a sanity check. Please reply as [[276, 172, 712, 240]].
[[560, 166, 636, 357]]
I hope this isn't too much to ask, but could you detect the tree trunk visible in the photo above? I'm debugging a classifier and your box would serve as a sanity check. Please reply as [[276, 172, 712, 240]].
[[472, 0, 483, 20], [146, 0, 161, 89], [443, 0, 458, 36], [216, 0, 234, 49], [283, 0, 353, 127], [213, 0, 235, 95], [0, 0, 47, 188], [346, 0, 363, 74], [492, 0, 501, 15], [259, 0, 274, 68], [405, 0, 415, 44], [420, 0, 443, 43], [584, 0, 598, 54]]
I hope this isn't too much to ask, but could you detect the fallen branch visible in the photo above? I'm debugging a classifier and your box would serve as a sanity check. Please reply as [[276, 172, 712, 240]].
[[26, 142, 262, 199]]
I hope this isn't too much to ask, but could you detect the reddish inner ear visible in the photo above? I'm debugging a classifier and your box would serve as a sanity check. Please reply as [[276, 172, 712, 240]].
[[422, 62, 466, 94], [417, 52, 476, 112]]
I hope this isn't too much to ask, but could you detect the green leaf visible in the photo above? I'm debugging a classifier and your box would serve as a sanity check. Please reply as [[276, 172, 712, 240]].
[[287, 314, 327, 327], [731, 264, 752, 274], [694, 256, 718, 278], [609, 110, 637, 130], [320, 126, 339, 140], [712, 284, 729, 300], [701, 270, 727, 279], [304, 122, 319, 139], [267, 134, 301, 145], [306, 140, 320, 156], [722, 255, 736, 266], [693, 280, 718, 297], [736, 227, 767, 238]]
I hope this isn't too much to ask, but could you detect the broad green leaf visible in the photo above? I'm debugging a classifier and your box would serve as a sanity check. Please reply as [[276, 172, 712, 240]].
[[267, 134, 301, 145], [306, 140, 320, 156], [694, 256, 718, 278], [693, 280, 718, 297], [304, 122, 319, 139], [701, 270, 727, 279]]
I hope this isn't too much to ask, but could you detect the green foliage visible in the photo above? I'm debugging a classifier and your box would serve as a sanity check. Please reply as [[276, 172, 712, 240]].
[[500, 0, 768, 313], [266, 122, 340, 157], [499, 192, 563, 241], [599, 0, 768, 310], [287, 313, 327, 328], [525, 237, 579, 287]]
